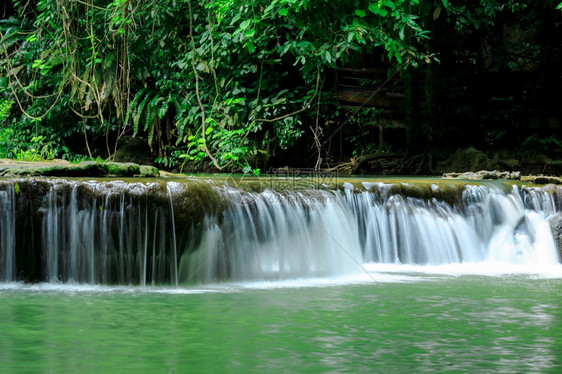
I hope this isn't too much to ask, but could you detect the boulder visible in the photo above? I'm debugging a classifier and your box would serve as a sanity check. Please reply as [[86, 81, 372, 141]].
[[113, 136, 154, 165], [443, 170, 520, 180], [549, 214, 562, 261], [0, 159, 161, 178], [138, 165, 160, 177], [0, 160, 108, 177], [437, 147, 489, 173], [105, 162, 140, 177], [520, 175, 562, 185]]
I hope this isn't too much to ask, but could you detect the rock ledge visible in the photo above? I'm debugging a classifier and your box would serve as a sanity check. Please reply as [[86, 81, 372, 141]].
[[0, 159, 159, 178]]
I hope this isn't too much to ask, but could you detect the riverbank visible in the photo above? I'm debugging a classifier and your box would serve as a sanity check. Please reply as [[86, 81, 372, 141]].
[[0, 159, 159, 178], [1, 156, 561, 186], [338, 147, 562, 177]]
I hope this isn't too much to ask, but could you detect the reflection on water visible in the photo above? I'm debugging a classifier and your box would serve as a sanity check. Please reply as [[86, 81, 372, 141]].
[[0, 274, 560, 373]]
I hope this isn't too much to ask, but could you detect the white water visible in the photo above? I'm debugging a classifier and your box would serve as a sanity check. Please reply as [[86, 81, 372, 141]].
[[0, 186, 15, 281], [182, 189, 363, 282], [38, 181, 176, 284], [0, 179, 560, 285], [345, 185, 559, 266]]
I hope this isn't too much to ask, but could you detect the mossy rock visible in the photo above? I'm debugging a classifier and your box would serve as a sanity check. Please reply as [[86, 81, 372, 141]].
[[105, 162, 140, 177], [113, 136, 153, 165], [0, 159, 162, 178], [437, 147, 489, 173], [520, 175, 562, 185], [443, 170, 520, 180], [138, 165, 160, 177], [0, 161, 109, 177]]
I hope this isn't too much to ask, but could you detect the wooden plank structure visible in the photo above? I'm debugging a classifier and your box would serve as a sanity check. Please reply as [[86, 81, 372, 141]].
[[335, 67, 406, 149], [336, 67, 405, 109]]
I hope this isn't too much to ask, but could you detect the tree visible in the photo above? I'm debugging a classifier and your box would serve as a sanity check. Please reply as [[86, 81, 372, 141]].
[[1, 0, 431, 170]]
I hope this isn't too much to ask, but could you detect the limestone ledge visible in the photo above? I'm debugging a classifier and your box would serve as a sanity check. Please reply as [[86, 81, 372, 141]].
[[0, 159, 159, 178], [444, 169, 562, 185]]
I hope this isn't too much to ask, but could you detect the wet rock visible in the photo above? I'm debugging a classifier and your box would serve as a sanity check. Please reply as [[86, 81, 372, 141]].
[[510, 171, 521, 180], [113, 136, 154, 165], [0, 159, 161, 178], [138, 165, 160, 177], [498, 158, 520, 170], [549, 214, 562, 261], [443, 170, 520, 180], [520, 175, 562, 185], [435, 147, 562, 176], [437, 147, 490, 173], [0, 160, 109, 177], [105, 162, 140, 177]]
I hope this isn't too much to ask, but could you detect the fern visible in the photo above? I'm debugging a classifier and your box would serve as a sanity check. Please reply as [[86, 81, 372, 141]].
[[146, 96, 160, 146], [133, 90, 153, 137], [124, 90, 143, 125]]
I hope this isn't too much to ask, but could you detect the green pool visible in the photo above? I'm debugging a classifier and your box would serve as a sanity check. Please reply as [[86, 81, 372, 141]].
[[1, 272, 560, 373]]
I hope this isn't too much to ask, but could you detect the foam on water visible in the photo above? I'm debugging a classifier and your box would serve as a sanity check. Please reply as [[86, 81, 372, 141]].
[[363, 262, 562, 279], [4, 260, 561, 295]]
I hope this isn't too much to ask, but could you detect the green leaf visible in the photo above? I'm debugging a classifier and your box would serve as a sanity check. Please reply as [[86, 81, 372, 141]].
[[355, 9, 366, 18], [32, 59, 43, 68], [383, 0, 396, 10], [205, 126, 213, 135], [240, 20, 251, 30], [399, 25, 405, 40], [368, 3, 388, 17], [325, 51, 332, 64], [278, 8, 289, 16]]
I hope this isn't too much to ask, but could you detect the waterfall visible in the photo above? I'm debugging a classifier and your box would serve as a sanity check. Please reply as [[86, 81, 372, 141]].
[[0, 178, 559, 285], [183, 189, 363, 281], [0, 184, 15, 281], [36, 180, 179, 284], [345, 184, 559, 265]]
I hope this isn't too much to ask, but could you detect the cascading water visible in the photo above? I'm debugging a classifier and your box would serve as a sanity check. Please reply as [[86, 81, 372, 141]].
[[182, 189, 363, 282], [0, 185, 15, 281], [0, 178, 559, 285], [346, 183, 559, 266], [37, 180, 179, 284]]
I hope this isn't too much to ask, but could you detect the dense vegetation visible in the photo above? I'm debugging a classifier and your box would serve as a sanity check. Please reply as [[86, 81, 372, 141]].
[[1, 0, 561, 173]]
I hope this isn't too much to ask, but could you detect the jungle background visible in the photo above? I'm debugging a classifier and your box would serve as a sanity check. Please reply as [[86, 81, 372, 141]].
[[1, 0, 561, 175]]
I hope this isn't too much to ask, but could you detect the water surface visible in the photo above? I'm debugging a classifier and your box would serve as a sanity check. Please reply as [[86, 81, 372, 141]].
[[1, 272, 561, 373]]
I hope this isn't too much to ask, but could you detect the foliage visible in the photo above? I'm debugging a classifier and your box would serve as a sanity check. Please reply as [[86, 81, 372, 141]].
[[0, 99, 13, 122], [2, 0, 559, 170], [1, 0, 429, 171], [407, 0, 562, 153], [522, 134, 562, 152]]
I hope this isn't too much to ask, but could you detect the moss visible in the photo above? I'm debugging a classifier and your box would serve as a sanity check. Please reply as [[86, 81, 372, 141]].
[[105, 162, 140, 177], [521, 175, 562, 185], [0, 160, 165, 178], [138, 165, 160, 177]]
